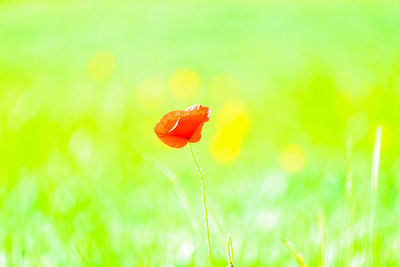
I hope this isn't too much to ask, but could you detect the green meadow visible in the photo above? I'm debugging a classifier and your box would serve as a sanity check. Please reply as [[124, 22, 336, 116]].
[[1, 0, 400, 265]]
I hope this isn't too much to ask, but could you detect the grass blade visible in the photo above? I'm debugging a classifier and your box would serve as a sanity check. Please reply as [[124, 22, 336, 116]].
[[282, 238, 308, 267], [227, 233, 235, 266]]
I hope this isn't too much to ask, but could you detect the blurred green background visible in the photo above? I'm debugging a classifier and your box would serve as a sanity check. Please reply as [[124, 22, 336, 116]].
[[1, 0, 400, 266]]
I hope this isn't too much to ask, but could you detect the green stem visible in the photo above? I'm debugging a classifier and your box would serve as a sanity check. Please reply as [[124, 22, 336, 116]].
[[227, 234, 235, 266], [189, 143, 212, 267]]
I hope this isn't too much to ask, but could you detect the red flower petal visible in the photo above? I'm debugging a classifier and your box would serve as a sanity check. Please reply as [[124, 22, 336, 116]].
[[157, 135, 188, 148], [189, 124, 204, 143], [154, 105, 210, 148]]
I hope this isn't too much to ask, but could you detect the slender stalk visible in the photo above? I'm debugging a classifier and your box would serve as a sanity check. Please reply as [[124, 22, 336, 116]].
[[227, 233, 235, 266], [282, 238, 308, 267], [189, 143, 212, 267]]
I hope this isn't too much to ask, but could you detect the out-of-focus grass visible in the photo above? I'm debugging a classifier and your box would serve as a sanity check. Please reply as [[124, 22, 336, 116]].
[[1, 0, 400, 266]]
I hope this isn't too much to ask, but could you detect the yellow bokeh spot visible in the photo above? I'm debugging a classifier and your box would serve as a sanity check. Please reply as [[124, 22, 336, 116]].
[[211, 130, 242, 163], [88, 50, 115, 82], [136, 79, 163, 109], [169, 68, 199, 99], [279, 144, 306, 174], [211, 101, 250, 163], [216, 101, 250, 138]]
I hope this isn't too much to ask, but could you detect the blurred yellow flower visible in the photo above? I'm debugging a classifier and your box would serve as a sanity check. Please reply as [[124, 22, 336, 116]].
[[279, 144, 306, 174], [211, 130, 242, 163], [88, 50, 115, 82], [216, 101, 250, 139], [211, 101, 250, 163], [168, 68, 199, 99], [136, 79, 163, 109]]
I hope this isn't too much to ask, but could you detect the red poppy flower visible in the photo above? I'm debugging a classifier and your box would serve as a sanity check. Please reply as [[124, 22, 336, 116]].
[[154, 104, 211, 148]]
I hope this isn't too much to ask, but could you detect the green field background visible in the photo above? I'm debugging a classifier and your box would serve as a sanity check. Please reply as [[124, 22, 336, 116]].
[[1, 0, 400, 266]]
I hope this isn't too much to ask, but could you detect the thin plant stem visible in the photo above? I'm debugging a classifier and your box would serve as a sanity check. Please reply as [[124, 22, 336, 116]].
[[227, 233, 235, 266], [282, 238, 308, 267], [189, 143, 212, 267]]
